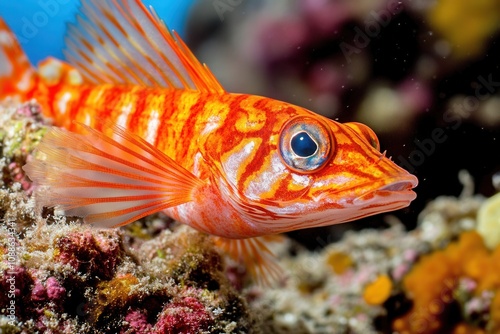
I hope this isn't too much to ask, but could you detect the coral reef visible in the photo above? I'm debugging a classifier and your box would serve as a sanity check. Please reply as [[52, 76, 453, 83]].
[[0, 102, 257, 333], [0, 101, 45, 195], [392, 231, 493, 333], [248, 216, 425, 333], [0, 214, 255, 333], [1, 215, 256, 333]]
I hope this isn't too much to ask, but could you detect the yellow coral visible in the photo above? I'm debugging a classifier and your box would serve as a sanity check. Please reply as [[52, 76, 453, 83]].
[[92, 274, 139, 322], [393, 231, 500, 333], [363, 274, 392, 305], [326, 250, 353, 274], [427, 0, 500, 59]]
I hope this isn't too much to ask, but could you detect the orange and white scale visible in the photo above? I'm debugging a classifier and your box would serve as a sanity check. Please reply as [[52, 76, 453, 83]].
[[0, 0, 417, 281]]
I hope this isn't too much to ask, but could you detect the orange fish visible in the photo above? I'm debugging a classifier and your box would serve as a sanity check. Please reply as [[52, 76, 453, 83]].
[[0, 0, 417, 282]]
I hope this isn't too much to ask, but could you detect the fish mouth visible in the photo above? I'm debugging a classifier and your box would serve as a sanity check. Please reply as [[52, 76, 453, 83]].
[[378, 178, 417, 192], [353, 175, 418, 205]]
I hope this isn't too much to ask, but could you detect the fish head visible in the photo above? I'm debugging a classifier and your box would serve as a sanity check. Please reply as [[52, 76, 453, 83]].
[[276, 116, 418, 226], [203, 97, 418, 235]]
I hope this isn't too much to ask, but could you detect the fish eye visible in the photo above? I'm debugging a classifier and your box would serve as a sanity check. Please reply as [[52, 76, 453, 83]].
[[279, 117, 334, 173], [290, 132, 318, 157]]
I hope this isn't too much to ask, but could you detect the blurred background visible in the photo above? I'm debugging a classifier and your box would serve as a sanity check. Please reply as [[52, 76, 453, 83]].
[[1, 0, 500, 248]]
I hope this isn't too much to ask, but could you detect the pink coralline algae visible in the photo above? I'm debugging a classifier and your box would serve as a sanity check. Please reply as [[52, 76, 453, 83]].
[[46, 276, 67, 300], [156, 296, 212, 333], [30, 278, 48, 302], [122, 295, 213, 334], [0, 266, 31, 307], [122, 310, 153, 334], [7, 161, 33, 193], [56, 230, 123, 280], [30, 276, 66, 302]]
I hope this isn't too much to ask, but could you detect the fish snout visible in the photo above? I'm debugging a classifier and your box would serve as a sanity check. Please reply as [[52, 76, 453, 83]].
[[378, 174, 418, 192], [353, 173, 418, 205]]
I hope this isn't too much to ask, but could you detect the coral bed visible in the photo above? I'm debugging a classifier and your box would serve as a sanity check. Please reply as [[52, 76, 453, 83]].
[[1, 101, 500, 334], [0, 102, 256, 333]]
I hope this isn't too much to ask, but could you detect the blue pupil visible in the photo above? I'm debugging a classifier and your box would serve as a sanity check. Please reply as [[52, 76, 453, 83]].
[[291, 132, 317, 157]]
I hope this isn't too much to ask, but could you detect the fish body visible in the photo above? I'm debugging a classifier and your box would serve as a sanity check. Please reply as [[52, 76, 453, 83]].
[[0, 0, 418, 280]]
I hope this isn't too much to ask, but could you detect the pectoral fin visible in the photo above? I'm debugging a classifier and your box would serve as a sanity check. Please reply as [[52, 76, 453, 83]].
[[213, 235, 286, 286], [23, 123, 205, 228]]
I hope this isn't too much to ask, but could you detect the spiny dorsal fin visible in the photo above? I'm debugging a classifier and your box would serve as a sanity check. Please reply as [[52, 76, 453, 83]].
[[23, 122, 205, 228], [63, 0, 224, 92]]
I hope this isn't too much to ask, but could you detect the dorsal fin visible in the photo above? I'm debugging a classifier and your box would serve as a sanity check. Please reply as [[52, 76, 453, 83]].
[[63, 0, 224, 92]]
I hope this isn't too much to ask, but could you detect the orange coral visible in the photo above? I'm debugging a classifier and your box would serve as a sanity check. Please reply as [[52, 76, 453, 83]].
[[452, 323, 485, 334], [363, 274, 392, 306], [393, 231, 500, 333], [489, 292, 500, 333]]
